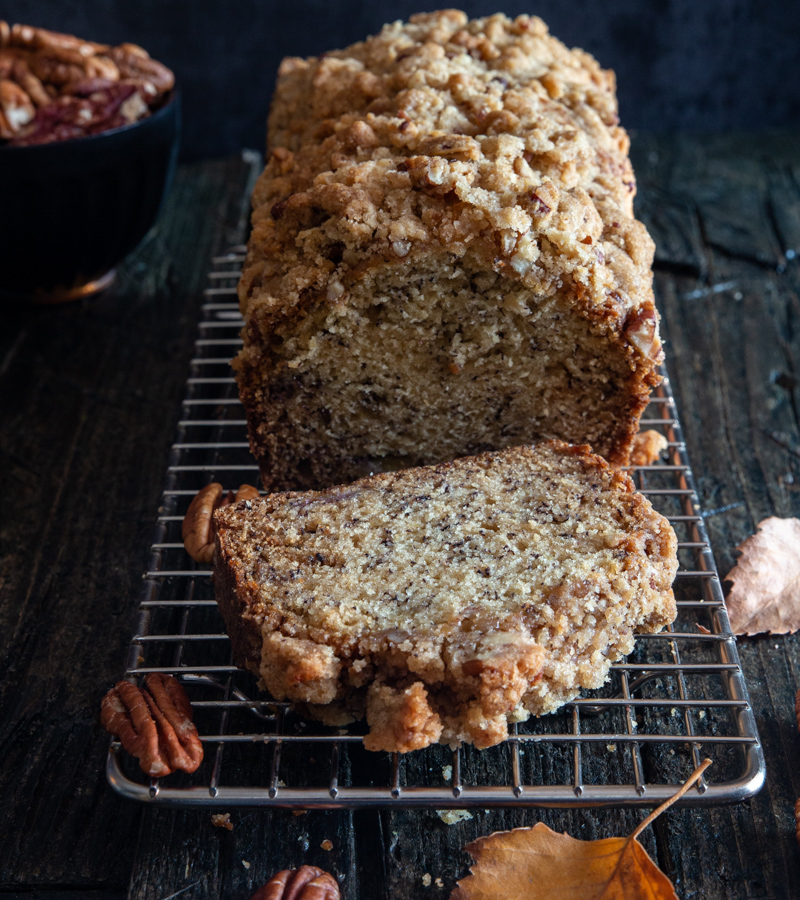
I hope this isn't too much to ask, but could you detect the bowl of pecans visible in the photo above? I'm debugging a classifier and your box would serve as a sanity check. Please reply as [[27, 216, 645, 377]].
[[0, 23, 180, 301]]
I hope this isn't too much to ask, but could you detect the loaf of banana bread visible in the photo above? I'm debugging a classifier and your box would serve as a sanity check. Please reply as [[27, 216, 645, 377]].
[[236, 10, 663, 491], [213, 442, 677, 752]]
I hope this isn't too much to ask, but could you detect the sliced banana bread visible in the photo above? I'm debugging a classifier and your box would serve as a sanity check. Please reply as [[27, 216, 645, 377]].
[[213, 441, 677, 752], [236, 10, 663, 491]]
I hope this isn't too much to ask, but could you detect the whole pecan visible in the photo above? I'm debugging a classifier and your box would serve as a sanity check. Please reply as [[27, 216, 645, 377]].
[[10, 57, 49, 106], [9, 22, 108, 57], [0, 22, 174, 146], [182, 483, 260, 564], [101, 673, 203, 777], [250, 866, 340, 900]]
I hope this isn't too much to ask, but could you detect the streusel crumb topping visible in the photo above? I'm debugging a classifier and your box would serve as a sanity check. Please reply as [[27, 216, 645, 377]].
[[239, 10, 657, 346]]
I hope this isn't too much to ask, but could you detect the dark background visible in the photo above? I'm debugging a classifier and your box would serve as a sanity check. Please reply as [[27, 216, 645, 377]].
[[1, 0, 798, 159]]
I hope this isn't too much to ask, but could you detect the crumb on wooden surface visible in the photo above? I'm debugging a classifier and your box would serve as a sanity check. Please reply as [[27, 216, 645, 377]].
[[210, 813, 233, 831], [436, 809, 473, 825]]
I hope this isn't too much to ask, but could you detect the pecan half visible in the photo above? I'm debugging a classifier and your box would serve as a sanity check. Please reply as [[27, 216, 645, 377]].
[[108, 44, 174, 95], [250, 866, 340, 900], [100, 673, 203, 777], [10, 57, 49, 106], [0, 77, 34, 131], [623, 306, 663, 362], [9, 23, 108, 57], [182, 483, 260, 564]]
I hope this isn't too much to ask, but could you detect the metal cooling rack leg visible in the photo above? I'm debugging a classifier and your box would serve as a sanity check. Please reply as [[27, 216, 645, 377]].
[[150, 586, 193, 800], [510, 723, 523, 798], [452, 748, 463, 799], [268, 707, 285, 799], [390, 753, 402, 800], [329, 742, 341, 800], [572, 707, 583, 798], [667, 625, 706, 792], [621, 672, 645, 795], [209, 672, 233, 798]]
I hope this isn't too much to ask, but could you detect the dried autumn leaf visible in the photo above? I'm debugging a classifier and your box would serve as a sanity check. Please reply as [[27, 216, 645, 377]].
[[450, 760, 711, 900], [450, 825, 675, 900], [724, 517, 800, 635]]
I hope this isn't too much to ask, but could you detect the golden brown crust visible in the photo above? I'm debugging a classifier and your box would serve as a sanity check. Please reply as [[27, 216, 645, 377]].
[[214, 441, 677, 751]]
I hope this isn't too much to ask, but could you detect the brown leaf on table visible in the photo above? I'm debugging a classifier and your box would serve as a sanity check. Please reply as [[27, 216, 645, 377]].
[[450, 760, 711, 900], [723, 517, 800, 635]]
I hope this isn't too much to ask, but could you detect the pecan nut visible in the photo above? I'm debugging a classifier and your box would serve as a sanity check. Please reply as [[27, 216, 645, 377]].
[[0, 22, 174, 146], [108, 44, 174, 95], [9, 23, 108, 57], [182, 483, 260, 564], [623, 306, 663, 363], [250, 866, 340, 900], [10, 57, 49, 106], [0, 77, 34, 132], [100, 673, 203, 777]]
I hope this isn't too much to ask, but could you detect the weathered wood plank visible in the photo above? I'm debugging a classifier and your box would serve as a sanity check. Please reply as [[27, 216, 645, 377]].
[[632, 132, 800, 900], [3, 893, 126, 900], [127, 808, 357, 900], [0, 154, 259, 894]]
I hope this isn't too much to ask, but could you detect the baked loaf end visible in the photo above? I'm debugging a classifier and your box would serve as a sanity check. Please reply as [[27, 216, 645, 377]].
[[214, 442, 677, 752], [237, 10, 663, 491]]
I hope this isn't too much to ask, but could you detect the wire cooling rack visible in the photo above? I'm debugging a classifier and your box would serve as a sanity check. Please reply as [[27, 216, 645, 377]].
[[106, 247, 766, 809]]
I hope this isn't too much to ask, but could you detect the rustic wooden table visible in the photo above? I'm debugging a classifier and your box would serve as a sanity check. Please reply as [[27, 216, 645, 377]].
[[2, 132, 800, 900]]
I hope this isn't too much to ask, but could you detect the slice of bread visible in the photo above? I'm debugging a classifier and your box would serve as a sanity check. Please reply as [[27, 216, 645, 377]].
[[214, 441, 677, 752]]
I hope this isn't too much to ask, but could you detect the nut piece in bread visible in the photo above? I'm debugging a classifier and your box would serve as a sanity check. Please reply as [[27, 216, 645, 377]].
[[213, 442, 677, 752]]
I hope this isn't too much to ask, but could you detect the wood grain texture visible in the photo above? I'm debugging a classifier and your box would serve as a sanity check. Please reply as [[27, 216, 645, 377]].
[[633, 131, 800, 900], [5, 134, 800, 900], [0, 153, 259, 897]]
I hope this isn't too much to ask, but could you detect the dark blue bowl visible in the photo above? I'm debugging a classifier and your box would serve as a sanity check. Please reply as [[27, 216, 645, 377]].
[[0, 92, 180, 302]]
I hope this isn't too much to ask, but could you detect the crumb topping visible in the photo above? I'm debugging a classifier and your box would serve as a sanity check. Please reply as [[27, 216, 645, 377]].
[[238, 10, 658, 355]]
